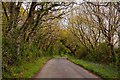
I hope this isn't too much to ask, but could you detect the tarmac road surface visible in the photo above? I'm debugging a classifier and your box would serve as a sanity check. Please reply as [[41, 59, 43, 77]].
[[34, 58, 101, 79]]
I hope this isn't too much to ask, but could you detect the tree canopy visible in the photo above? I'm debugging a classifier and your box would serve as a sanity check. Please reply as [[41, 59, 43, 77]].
[[2, 1, 120, 78]]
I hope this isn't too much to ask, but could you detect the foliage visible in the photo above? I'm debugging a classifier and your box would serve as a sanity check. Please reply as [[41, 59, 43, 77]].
[[3, 56, 52, 78], [2, 1, 120, 78], [85, 43, 110, 64], [68, 55, 119, 79]]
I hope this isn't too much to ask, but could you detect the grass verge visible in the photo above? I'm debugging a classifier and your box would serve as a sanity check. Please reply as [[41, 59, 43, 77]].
[[67, 55, 119, 80], [4, 56, 52, 78]]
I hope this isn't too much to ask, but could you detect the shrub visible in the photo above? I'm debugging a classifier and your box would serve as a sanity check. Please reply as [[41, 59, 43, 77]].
[[85, 43, 110, 64]]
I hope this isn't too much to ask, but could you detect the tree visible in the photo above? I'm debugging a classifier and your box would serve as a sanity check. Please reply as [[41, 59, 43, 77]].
[[2, 2, 74, 78], [84, 2, 119, 63]]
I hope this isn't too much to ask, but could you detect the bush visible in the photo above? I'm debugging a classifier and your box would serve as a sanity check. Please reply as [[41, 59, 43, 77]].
[[85, 43, 110, 64], [75, 45, 88, 58]]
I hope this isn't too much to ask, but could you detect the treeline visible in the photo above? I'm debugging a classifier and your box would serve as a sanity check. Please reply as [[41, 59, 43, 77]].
[[59, 2, 120, 68], [2, 2, 74, 78], [2, 1, 120, 78]]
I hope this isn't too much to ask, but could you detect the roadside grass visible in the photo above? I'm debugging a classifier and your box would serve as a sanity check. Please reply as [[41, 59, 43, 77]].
[[67, 55, 119, 80], [4, 56, 52, 78]]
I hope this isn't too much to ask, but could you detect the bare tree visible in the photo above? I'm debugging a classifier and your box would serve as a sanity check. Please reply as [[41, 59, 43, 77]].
[[84, 2, 120, 63]]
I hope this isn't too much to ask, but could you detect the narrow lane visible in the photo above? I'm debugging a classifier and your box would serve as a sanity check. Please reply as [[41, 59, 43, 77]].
[[34, 58, 101, 79]]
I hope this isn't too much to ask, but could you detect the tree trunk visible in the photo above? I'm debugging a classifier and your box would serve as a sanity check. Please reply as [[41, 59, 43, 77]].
[[16, 36, 20, 55], [107, 36, 115, 64], [118, 30, 120, 71]]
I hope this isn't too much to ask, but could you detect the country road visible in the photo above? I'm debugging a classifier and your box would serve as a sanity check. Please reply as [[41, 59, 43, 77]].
[[34, 58, 101, 79]]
